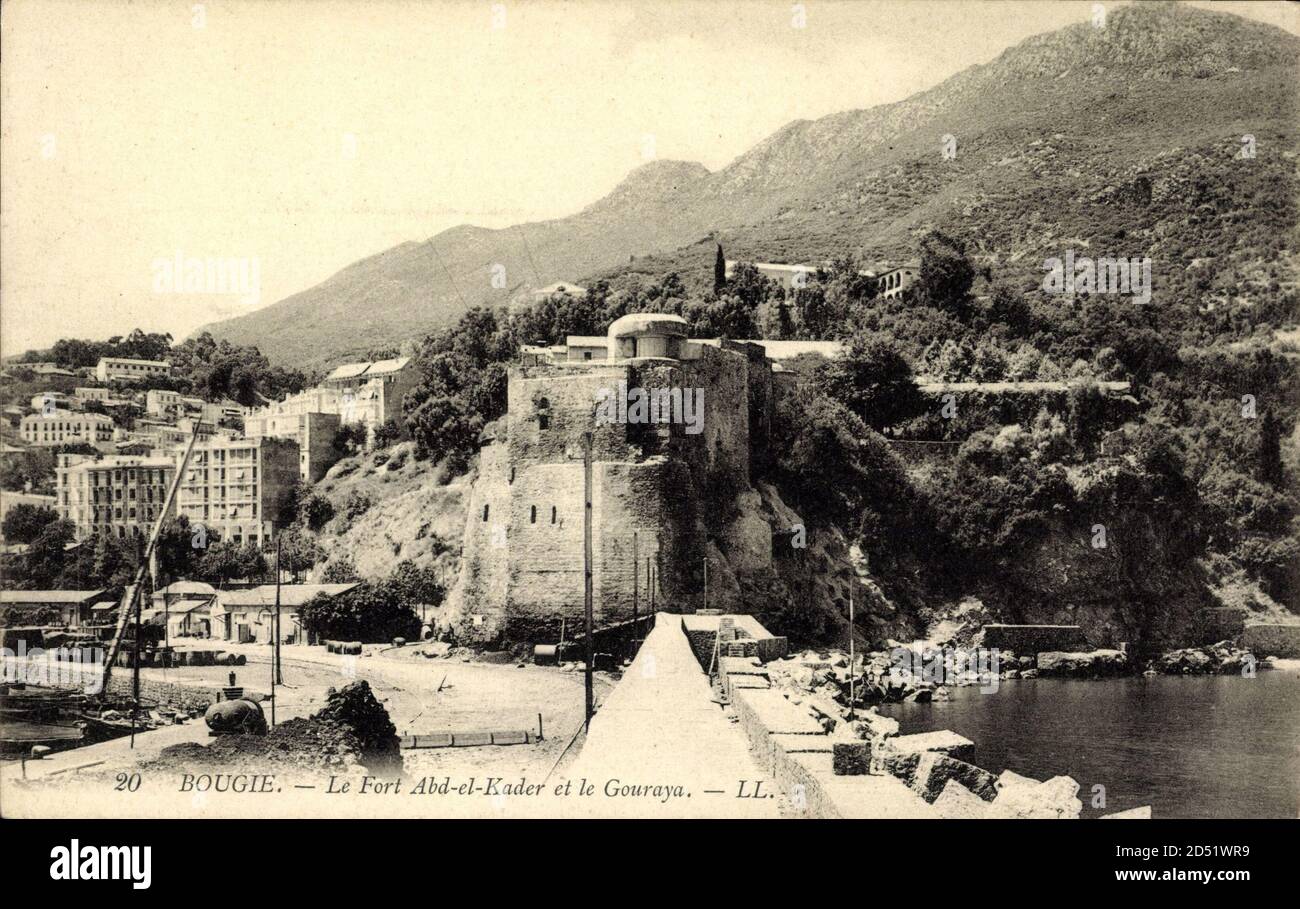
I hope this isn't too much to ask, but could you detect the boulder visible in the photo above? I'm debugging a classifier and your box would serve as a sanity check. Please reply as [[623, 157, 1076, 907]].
[[832, 741, 871, 776], [1158, 643, 1253, 675], [788, 667, 816, 690], [881, 750, 921, 787], [912, 752, 998, 803], [932, 780, 991, 819], [1036, 650, 1127, 678], [995, 769, 1042, 793], [889, 730, 976, 763], [1158, 648, 1213, 674], [853, 708, 900, 741], [987, 774, 1082, 819]]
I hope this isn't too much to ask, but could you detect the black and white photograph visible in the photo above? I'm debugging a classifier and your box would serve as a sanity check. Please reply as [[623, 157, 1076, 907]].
[[0, 0, 1297, 882]]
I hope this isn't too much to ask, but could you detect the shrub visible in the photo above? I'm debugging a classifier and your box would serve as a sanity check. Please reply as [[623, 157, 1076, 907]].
[[343, 490, 373, 522]]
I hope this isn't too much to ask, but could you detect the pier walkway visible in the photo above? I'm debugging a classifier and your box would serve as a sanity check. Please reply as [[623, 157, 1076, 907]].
[[563, 612, 780, 818]]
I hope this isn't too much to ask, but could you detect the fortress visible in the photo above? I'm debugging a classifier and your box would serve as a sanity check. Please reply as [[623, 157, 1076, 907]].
[[451, 314, 800, 644]]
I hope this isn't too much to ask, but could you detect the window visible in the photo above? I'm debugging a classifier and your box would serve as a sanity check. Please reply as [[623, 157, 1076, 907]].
[[551, 506, 557, 524], [530, 505, 537, 524], [482, 504, 489, 522]]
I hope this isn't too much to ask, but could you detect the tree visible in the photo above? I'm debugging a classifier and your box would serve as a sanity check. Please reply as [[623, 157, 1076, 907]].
[[915, 230, 976, 318], [770, 385, 871, 526], [383, 560, 444, 612], [332, 423, 368, 457], [372, 418, 405, 448], [276, 527, 323, 582], [199, 541, 268, 586], [343, 490, 373, 522], [681, 294, 759, 339], [0, 449, 56, 494], [793, 284, 842, 340], [987, 284, 1034, 337], [299, 582, 421, 643], [1258, 409, 1283, 488], [20, 520, 77, 588], [2, 504, 58, 544], [300, 493, 336, 532], [155, 515, 217, 583], [723, 262, 776, 311], [320, 554, 360, 583], [818, 332, 924, 432], [713, 244, 727, 294], [1066, 382, 1111, 460], [403, 307, 515, 469]]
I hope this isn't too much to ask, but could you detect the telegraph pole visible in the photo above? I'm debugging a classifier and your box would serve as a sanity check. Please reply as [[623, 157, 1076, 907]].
[[130, 577, 142, 748], [582, 431, 594, 731], [631, 531, 638, 660], [848, 588, 856, 721], [272, 536, 283, 726]]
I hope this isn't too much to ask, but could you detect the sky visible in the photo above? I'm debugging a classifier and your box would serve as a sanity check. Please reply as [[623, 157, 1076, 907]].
[[2, 0, 1296, 358]]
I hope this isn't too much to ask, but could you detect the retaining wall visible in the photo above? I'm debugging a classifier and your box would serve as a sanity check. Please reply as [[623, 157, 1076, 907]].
[[1242, 623, 1300, 658], [718, 649, 934, 819], [105, 675, 223, 713]]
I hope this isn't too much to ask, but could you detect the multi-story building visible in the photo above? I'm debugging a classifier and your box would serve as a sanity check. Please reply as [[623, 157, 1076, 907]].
[[129, 418, 219, 450], [722, 256, 918, 300], [73, 386, 112, 403], [875, 263, 920, 300], [95, 357, 171, 383], [320, 356, 418, 427], [145, 389, 184, 417], [56, 453, 177, 540], [175, 436, 300, 548], [243, 356, 417, 452], [20, 412, 115, 447], [201, 399, 247, 425], [243, 410, 342, 482]]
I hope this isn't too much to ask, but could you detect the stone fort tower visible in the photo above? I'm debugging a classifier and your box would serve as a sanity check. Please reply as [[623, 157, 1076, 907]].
[[450, 313, 783, 643]]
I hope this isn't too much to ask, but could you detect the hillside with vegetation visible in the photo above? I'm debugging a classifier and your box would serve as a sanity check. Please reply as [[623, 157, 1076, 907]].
[[201, 5, 1300, 653], [198, 3, 1298, 371]]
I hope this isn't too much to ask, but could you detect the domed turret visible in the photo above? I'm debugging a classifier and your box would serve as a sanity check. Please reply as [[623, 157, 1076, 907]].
[[607, 313, 688, 360]]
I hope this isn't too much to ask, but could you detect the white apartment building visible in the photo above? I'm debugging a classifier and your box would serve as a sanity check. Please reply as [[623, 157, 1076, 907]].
[[146, 389, 184, 416], [56, 453, 177, 540], [20, 412, 115, 446], [175, 436, 300, 548], [96, 356, 171, 383]]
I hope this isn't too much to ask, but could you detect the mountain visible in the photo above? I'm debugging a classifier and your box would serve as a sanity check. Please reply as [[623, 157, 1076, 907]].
[[200, 2, 1300, 368]]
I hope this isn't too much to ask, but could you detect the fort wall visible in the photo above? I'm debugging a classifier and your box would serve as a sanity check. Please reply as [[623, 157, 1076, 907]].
[[450, 316, 781, 645]]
